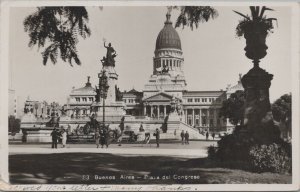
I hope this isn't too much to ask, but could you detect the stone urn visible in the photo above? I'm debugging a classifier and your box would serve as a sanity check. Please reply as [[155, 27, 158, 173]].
[[243, 24, 268, 66]]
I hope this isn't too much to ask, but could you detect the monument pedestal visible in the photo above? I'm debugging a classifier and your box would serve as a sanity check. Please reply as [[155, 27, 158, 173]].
[[241, 66, 280, 144], [93, 65, 126, 120]]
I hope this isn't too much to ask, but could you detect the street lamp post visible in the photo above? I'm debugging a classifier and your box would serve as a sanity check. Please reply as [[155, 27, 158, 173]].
[[99, 70, 109, 129]]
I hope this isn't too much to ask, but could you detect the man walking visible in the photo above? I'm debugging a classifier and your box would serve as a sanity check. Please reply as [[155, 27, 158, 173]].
[[99, 128, 106, 148], [154, 128, 160, 148], [51, 128, 59, 149], [95, 128, 100, 148], [181, 130, 185, 145], [212, 132, 215, 140], [184, 131, 189, 144]]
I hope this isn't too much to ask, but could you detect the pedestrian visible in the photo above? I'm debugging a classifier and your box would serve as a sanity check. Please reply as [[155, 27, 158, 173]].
[[181, 130, 185, 144], [95, 128, 100, 148], [206, 131, 209, 141], [61, 129, 67, 148], [212, 132, 215, 140], [184, 131, 189, 144], [116, 128, 122, 146], [139, 123, 144, 132], [153, 128, 160, 148], [51, 128, 59, 149], [99, 128, 106, 148]]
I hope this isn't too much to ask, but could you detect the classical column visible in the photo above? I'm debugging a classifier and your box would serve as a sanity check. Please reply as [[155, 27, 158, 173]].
[[150, 106, 153, 117], [164, 105, 166, 117], [144, 106, 147, 116], [192, 109, 195, 126], [157, 105, 160, 118], [199, 108, 202, 126], [214, 108, 218, 129]]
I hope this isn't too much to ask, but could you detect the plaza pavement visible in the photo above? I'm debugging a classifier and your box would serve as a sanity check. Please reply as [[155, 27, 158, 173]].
[[9, 141, 218, 158]]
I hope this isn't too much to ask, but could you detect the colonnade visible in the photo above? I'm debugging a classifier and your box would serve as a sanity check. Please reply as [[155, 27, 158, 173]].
[[144, 105, 170, 118], [183, 108, 219, 127]]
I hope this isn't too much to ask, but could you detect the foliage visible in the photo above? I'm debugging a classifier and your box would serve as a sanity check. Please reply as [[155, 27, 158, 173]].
[[219, 90, 245, 126], [174, 6, 218, 30], [234, 6, 277, 37], [271, 93, 291, 129], [214, 132, 255, 162], [8, 115, 21, 133], [24, 7, 91, 65], [207, 145, 218, 160], [249, 143, 292, 173]]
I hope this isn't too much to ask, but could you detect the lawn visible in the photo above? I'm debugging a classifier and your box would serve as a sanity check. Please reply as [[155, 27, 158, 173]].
[[9, 153, 291, 184]]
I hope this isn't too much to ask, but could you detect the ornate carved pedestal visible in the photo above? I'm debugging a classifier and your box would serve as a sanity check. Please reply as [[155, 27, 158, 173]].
[[241, 65, 280, 144]]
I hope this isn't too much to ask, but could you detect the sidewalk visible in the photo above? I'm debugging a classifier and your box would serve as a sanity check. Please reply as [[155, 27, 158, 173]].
[[9, 141, 214, 158], [9, 147, 207, 158]]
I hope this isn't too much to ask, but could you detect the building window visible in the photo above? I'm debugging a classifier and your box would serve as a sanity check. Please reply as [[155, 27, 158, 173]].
[[75, 97, 80, 102], [82, 97, 87, 102], [202, 98, 207, 102], [187, 98, 193, 103], [209, 98, 212, 102], [195, 98, 200, 102], [89, 97, 94, 102]]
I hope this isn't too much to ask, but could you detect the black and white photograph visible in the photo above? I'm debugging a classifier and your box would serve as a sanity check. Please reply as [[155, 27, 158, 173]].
[[0, 1, 299, 191]]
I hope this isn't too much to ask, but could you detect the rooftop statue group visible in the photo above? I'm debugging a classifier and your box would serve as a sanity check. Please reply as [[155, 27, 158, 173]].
[[101, 41, 117, 67]]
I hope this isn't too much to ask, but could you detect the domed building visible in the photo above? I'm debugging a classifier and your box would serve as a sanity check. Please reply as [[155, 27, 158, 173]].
[[122, 13, 243, 133]]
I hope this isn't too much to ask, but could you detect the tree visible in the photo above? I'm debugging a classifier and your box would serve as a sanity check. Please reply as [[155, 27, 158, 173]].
[[24, 6, 217, 66], [174, 6, 218, 30], [219, 90, 245, 126], [24, 7, 90, 66], [8, 115, 21, 133], [271, 94, 292, 136]]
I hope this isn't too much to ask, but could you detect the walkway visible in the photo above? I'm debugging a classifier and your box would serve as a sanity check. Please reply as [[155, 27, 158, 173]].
[[9, 141, 217, 158]]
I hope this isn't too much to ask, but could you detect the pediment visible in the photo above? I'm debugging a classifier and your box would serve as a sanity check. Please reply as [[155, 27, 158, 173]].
[[143, 92, 173, 102]]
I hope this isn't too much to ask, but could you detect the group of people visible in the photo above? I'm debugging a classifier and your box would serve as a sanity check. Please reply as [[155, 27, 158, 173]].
[[180, 130, 190, 144], [205, 132, 216, 140], [50, 128, 67, 149]]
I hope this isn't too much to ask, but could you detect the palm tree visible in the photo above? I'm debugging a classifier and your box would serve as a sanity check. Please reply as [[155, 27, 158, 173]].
[[24, 7, 90, 66], [174, 6, 218, 30]]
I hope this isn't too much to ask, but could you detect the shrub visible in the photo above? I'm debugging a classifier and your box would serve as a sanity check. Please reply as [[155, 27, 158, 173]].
[[215, 133, 255, 162], [207, 145, 218, 160], [249, 143, 292, 173]]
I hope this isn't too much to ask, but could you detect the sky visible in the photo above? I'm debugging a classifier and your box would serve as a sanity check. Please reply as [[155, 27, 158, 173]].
[[9, 6, 292, 116]]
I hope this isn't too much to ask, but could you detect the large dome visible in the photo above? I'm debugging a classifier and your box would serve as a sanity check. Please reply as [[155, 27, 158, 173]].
[[155, 13, 181, 50]]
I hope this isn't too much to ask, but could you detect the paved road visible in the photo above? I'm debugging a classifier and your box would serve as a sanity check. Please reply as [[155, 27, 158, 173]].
[[9, 141, 217, 158]]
